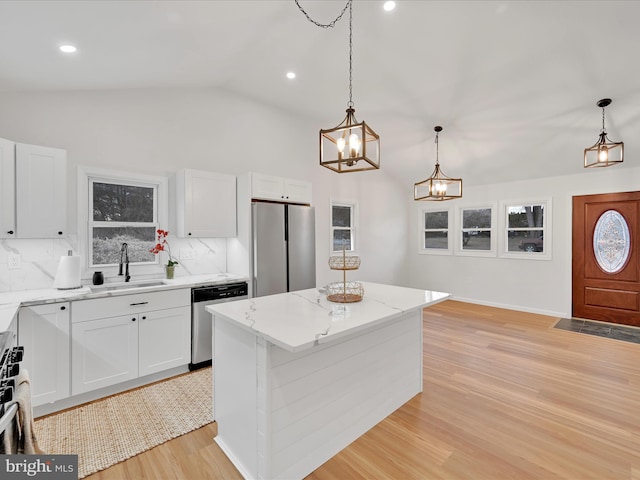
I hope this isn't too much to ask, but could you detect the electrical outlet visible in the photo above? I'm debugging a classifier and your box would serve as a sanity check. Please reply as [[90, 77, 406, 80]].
[[7, 253, 21, 269], [180, 248, 196, 260]]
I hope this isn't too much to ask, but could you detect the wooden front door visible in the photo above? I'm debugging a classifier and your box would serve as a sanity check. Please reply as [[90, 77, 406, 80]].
[[572, 191, 640, 326]]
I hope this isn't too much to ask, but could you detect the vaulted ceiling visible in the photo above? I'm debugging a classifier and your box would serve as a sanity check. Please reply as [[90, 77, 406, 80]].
[[1, 0, 638, 187]]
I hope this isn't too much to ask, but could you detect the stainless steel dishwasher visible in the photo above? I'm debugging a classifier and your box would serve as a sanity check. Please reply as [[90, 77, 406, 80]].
[[190, 281, 248, 370]]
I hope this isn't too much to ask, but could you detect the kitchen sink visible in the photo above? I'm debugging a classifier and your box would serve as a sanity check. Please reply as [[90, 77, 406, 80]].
[[90, 280, 167, 292]]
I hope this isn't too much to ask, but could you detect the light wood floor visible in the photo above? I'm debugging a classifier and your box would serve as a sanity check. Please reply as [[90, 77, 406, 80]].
[[87, 300, 640, 479]]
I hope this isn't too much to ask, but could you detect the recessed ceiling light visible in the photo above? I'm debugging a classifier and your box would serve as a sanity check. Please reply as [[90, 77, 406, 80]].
[[286, 72, 296, 79], [59, 45, 77, 53], [383, 1, 396, 12]]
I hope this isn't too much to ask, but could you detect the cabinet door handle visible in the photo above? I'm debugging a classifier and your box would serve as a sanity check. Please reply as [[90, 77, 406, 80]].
[[60, 305, 66, 311], [130, 301, 149, 306], [132, 317, 136, 322], [58, 231, 63, 235], [7, 230, 13, 235], [142, 316, 147, 320], [188, 232, 192, 236]]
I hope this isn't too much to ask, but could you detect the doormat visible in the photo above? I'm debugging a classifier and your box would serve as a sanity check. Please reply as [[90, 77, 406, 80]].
[[33, 367, 212, 478], [555, 318, 640, 344]]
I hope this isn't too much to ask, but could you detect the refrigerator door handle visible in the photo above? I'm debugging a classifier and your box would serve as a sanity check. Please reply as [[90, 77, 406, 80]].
[[284, 204, 289, 242]]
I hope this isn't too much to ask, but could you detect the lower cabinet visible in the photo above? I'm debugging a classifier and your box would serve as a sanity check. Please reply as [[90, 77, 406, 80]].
[[18, 302, 70, 406], [139, 306, 191, 377], [17, 289, 191, 403], [71, 314, 139, 395], [71, 289, 191, 395]]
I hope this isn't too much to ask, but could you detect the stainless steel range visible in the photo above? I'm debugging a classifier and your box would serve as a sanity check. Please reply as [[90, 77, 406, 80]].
[[0, 331, 25, 453]]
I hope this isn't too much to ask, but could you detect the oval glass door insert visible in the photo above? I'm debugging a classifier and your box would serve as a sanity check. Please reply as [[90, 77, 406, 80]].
[[593, 210, 631, 274]]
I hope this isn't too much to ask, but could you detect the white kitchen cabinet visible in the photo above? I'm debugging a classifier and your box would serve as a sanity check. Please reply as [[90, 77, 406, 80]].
[[139, 306, 191, 376], [251, 172, 312, 204], [71, 288, 191, 395], [15, 143, 67, 238], [18, 302, 70, 406], [0, 138, 16, 238], [175, 169, 236, 238], [71, 314, 139, 395]]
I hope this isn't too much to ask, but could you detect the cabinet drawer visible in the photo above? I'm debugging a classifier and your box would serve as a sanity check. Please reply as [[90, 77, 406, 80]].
[[72, 288, 190, 323]]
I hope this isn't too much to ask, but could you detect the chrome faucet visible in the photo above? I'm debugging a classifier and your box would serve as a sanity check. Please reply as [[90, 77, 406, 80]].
[[118, 242, 131, 282]]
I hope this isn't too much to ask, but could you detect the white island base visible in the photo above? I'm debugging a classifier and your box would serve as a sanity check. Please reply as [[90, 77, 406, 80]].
[[208, 282, 449, 480]]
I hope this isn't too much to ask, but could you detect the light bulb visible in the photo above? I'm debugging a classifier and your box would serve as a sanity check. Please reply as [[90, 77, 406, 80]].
[[349, 133, 361, 158], [598, 146, 609, 162], [337, 137, 346, 159], [434, 182, 447, 196]]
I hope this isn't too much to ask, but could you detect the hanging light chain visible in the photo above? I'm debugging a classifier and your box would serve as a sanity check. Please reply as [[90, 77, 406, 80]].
[[601, 106, 606, 133], [294, 0, 351, 29], [434, 129, 440, 165], [348, 0, 353, 107], [295, 0, 354, 108]]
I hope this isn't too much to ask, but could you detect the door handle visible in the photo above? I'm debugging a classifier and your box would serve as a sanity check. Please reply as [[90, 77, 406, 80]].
[[130, 301, 149, 306]]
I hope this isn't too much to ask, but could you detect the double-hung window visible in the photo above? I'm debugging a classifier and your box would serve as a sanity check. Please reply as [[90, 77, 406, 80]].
[[420, 209, 451, 254], [503, 200, 551, 259], [331, 201, 356, 253], [89, 177, 159, 267], [458, 206, 496, 256]]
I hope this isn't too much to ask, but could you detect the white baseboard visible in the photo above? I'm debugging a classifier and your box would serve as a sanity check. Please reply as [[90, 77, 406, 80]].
[[449, 295, 568, 319]]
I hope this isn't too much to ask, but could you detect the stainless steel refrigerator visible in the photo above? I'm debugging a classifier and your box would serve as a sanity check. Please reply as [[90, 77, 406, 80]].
[[252, 202, 316, 297]]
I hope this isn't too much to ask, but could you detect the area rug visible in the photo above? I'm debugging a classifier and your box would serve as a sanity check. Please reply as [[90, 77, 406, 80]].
[[33, 367, 213, 479]]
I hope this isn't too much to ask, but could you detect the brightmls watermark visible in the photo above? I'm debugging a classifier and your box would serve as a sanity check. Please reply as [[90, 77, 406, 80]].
[[1, 455, 78, 479]]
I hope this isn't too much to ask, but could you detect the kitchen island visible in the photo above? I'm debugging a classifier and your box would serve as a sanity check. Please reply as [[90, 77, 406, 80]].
[[207, 282, 449, 480]]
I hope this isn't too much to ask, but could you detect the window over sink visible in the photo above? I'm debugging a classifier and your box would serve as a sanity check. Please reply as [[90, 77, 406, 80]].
[[90, 179, 158, 266], [79, 167, 169, 273]]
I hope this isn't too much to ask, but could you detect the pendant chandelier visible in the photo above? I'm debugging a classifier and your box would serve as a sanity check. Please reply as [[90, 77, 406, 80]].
[[414, 126, 462, 201], [584, 98, 624, 168], [296, 0, 380, 173]]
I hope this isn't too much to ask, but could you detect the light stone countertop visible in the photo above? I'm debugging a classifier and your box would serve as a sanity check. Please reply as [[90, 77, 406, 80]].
[[207, 282, 450, 353], [0, 273, 248, 333]]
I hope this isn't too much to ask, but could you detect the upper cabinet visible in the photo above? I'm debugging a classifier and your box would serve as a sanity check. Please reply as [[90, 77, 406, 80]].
[[15, 143, 67, 238], [0, 139, 67, 239], [0, 138, 16, 238], [251, 173, 312, 205], [175, 169, 236, 238]]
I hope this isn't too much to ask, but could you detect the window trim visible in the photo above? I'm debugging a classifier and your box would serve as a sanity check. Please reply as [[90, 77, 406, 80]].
[[330, 199, 358, 254], [78, 166, 169, 278], [418, 207, 452, 256], [499, 198, 552, 260], [455, 203, 497, 257]]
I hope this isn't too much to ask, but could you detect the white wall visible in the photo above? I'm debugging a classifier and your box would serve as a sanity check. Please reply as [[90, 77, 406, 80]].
[[408, 165, 640, 318], [0, 88, 407, 292], [1, 87, 632, 315], [313, 168, 410, 289]]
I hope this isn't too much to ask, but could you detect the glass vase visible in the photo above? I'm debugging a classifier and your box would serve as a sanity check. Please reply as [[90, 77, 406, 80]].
[[165, 265, 175, 279]]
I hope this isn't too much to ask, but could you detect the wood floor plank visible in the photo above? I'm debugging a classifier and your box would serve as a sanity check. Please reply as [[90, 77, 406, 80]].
[[87, 300, 640, 479]]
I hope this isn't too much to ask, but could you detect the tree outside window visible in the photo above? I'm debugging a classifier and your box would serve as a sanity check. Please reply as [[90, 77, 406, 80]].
[[506, 204, 545, 253], [461, 207, 492, 251], [90, 180, 158, 266]]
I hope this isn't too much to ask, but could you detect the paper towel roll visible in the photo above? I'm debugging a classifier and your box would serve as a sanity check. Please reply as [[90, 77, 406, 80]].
[[53, 254, 81, 290]]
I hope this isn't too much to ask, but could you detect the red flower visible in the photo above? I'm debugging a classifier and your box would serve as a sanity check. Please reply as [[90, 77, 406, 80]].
[[149, 229, 178, 266]]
